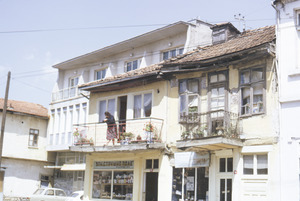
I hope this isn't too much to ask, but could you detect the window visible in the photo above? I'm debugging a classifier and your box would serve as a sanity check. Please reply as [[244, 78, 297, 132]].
[[28, 128, 39, 147], [95, 68, 107, 80], [243, 154, 268, 175], [219, 157, 233, 172], [69, 77, 79, 97], [145, 159, 159, 169], [92, 161, 134, 200], [179, 79, 200, 122], [126, 59, 139, 72], [99, 98, 116, 122], [296, 10, 300, 28], [162, 47, 184, 60], [133, 93, 152, 118], [69, 77, 79, 87], [240, 67, 265, 115]]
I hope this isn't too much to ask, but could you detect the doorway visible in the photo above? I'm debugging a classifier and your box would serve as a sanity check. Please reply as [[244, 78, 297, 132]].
[[145, 172, 158, 201], [118, 96, 127, 137]]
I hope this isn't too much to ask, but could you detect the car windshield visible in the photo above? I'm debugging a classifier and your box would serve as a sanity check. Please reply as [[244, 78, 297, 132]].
[[33, 189, 45, 195], [71, 193, 79, 197]]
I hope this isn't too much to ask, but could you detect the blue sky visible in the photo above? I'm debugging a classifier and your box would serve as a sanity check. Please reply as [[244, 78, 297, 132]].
[[0, 0, 275, 107]]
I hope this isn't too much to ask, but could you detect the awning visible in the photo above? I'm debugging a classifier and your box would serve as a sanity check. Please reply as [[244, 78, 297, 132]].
[[175, 152, 209, 168], [61, 164, 86, 171], [44, 166, 62, 169]]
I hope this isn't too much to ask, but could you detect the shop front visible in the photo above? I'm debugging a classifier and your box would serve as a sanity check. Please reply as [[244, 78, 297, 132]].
[[172, 152, 209, 201]]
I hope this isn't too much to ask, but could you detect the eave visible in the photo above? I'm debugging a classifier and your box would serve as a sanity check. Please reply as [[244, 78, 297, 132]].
[[176, 136, 243, 151]]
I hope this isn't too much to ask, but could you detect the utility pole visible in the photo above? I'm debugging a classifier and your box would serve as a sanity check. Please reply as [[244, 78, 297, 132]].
[[0, 71, 11, 201]]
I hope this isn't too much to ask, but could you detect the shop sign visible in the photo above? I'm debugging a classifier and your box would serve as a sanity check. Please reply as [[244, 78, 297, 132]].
[[175, 152, 209, 168], [94, 160, 134, 169]]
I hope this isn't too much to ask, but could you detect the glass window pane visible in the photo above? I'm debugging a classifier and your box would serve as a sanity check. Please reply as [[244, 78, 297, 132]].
[[163, 52, 169, 60], [180, 95, 187, 115], [108, 99, 115, 117], [99, 101, 106, 122], [146, 159, 152, 169], [253, 83, 263, 113], [92, 171, 112, 199], [179, 80, 187, 94], [188, 95, 198, 113], [241, 87, 250, 115], [257, 155, 268, 175], [179, 48, 184, 55], [240, 71, 250, 84], [219, 74, 226, 82], [227, 179, 232, 201], [220, 179, 225, 201], [133, 60, 138, 70], [134, 95, 142, 118], [210, 75, 218, 83], [113, 171, 133, 200], [243, 155, 254, 175], [220, 158, 226, 172], [211, 88, 218, 98], [252, 68, 263, 82], [171, 49, 176, 57], [127, 62, 132, 72], [188, 79, 199, 93], [144, 93, 152, 117], [153, 159, 159, 169], [227, 158, 233, 172]]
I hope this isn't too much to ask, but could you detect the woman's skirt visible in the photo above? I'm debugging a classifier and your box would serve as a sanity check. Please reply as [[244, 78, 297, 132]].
[[107, 126, 117, 140]]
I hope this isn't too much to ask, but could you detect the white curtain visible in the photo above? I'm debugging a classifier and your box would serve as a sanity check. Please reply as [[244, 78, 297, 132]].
[[243, 155, 254, 169], [257, 155, 268, 169], [99, 100, 106, 122], [134, 95, 142, 118], [143, 93, 152, 117], [108, 99, 115, 116]]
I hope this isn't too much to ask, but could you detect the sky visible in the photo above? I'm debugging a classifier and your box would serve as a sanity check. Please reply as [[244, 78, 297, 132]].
[[0, 0, 276, 108]]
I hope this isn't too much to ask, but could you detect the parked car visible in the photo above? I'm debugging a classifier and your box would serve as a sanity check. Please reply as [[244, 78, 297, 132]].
[[65, 191, 84, 201], [29, 187, 67, 201]]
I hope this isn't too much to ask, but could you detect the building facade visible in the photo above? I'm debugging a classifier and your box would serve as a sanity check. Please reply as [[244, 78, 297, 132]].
[[49, 20, 214, 195], [0, 99, 53, 199], [273, 0, 300, 200], [67, 24, 279, 201]]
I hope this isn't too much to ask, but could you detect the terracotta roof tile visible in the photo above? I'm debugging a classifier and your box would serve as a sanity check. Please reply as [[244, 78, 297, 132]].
[[168, 25, 275, 65], [80, 25, 275, 88], [0, 99, 48, 118]]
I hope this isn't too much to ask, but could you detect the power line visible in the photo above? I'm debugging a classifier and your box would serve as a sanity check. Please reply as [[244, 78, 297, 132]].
[[0, 24, 167, 34], [12, 78, 51, 93]]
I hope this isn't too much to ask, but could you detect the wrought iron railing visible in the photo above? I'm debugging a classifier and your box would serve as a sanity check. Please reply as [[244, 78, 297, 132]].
[[73, 117, 164, 146], [179, 110, 240, 140]]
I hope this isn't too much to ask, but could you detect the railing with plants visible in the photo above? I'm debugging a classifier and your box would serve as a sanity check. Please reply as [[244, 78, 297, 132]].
[[179, 110, 240, 140], [73, 117, 164, 146]]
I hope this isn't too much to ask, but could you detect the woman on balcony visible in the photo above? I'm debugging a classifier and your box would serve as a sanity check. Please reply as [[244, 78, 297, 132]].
[[104, 111, 117, 145]]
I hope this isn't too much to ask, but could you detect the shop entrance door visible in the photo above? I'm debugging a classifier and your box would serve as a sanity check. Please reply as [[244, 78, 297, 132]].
[[145, 172, 158, 201]]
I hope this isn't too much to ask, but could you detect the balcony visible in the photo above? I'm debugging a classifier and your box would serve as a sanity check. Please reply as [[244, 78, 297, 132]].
[[177, 110, 243, 150], [51, 86, 89, 102], [71, 117, 164, 152]]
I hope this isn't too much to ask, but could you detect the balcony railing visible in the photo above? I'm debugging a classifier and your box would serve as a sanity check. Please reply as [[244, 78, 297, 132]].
[[51, 86, 89, 102], [73, 117, 164, 146], [179, 110, 240, 140]]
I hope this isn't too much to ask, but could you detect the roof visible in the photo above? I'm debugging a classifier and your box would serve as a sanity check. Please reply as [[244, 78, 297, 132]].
[[0, 99, 48, 118], [164, 25, 275, 66], [80, 25, 275, 91]]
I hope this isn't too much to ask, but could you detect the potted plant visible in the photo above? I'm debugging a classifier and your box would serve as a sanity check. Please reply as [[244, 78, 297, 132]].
[[136, 135, 142, 141], [181, 131, 190, 140]]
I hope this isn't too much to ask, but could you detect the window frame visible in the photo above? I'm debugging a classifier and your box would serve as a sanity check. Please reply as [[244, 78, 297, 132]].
[[295, 9, 300, 30], [243, 154, 268, 176], [98, 98, 116, 122], [95, 68, 107, 80], [28, 128, 39, 147], [239, 66, 266, 117], [69, 76, 79, 87], [178, 78, 201, 123], [162, 47, 184, 60], [133, 92, 152, 119], [125, 59, 140, 72]]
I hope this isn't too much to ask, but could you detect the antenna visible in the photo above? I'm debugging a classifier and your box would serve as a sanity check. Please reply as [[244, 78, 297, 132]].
[[234, 13, 246, 32]]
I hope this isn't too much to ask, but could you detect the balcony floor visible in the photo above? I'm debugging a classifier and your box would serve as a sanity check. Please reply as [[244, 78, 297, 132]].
[[176, 136, 243, 151]]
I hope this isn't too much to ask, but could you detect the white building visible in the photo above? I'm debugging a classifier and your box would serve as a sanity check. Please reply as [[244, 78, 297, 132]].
[[0, 99, 53, 199], [273, 0, 300, 200], [49, 20, 214, 195]]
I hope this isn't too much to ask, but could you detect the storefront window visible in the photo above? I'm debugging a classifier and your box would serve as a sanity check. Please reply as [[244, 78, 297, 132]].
[[172, 167, 208, 201], [92, 161, 134, 200]]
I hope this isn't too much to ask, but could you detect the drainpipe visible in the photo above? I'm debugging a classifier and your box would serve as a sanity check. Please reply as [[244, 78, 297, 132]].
[[271, 1, 282, 201]]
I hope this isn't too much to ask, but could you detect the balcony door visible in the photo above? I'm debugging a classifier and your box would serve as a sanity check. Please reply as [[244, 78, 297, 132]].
[[118, 96, 127, 136], [208, 71, 228, 135]]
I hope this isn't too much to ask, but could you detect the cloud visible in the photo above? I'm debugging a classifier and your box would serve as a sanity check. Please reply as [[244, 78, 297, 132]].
[[24, 53, 35, 61]]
